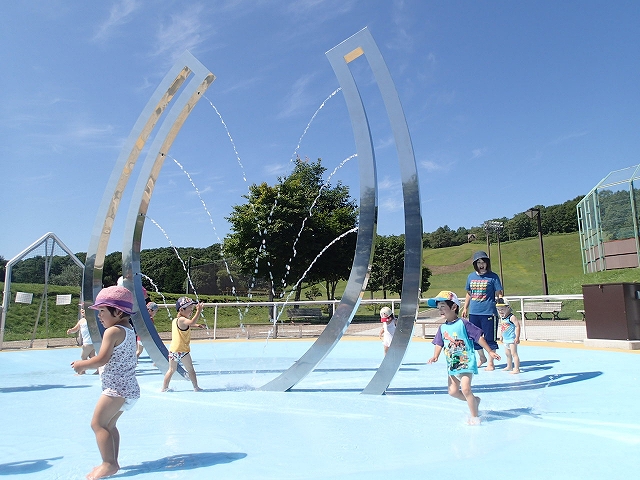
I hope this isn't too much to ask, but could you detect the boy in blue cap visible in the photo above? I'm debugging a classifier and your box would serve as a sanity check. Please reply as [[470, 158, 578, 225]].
[[428, 290, 500, 424]]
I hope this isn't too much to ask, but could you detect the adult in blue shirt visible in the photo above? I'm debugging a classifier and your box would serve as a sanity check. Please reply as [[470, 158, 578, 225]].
[[461, 251, 503, 370]]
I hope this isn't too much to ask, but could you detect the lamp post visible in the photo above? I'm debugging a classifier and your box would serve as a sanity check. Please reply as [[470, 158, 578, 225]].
[[484, 220, 505, 292], [483, 223, 492, 258], [186, 256, 193, 295], [525, 208, 549, 295]]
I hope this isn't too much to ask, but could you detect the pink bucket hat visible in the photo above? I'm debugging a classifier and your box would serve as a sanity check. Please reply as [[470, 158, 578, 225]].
[[89, 285, 135, 315]]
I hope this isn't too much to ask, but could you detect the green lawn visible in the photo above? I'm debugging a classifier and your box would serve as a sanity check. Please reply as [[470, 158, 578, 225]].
[[3, 232, 640, 340]]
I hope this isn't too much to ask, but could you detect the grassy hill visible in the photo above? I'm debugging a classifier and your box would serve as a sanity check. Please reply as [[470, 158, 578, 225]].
[[3, 232, 640, 341], [423, 232, 640, 297]]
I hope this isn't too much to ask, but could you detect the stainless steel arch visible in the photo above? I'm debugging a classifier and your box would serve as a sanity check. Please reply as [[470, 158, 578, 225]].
[[350, 28, 423, 395], [83, 51, 214, 356], [121, 58, 214, 378], [258, 39, 379, 392], [261, 27, 422, 394]]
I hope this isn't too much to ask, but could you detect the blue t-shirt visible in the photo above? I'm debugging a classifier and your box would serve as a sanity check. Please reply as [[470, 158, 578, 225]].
[[432, 318, 484, 375], [465, 271, 503, 315]]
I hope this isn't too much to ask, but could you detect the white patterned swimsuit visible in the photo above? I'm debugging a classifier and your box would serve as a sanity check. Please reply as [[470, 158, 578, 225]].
[[100, 325, 140, 400]]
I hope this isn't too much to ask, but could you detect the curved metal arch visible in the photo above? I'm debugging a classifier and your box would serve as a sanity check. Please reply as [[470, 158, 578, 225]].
[[121, 59, 214, 379], [83, 51, 214, 354], [350, 28, 423, 395], [261, 27, 422, 394], [258, 42, 378, 391]]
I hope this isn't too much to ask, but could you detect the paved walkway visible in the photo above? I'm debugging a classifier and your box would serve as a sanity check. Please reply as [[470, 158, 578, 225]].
[[0, 338, 638, 479]]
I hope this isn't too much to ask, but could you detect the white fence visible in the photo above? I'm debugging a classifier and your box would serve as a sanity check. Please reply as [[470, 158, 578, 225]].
[[158, 295, 586, 342]]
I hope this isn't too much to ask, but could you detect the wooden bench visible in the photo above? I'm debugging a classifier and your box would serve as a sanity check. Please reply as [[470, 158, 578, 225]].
[[415, 318, 445, 338], [242, 323, 275, 339], [286, 308, 323, 321], [242, 321, 315, 339], [518, 301, 563, 320]]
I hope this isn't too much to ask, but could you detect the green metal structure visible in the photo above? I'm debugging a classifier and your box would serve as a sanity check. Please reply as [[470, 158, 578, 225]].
[[577, 165, 640, 273]]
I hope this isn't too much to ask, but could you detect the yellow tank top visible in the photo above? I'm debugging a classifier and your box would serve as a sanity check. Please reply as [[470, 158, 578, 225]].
[[169, 317, 191, 352]]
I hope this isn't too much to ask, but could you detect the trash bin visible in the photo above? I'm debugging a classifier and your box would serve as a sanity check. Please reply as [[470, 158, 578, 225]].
[[582, 283, 640, 340]]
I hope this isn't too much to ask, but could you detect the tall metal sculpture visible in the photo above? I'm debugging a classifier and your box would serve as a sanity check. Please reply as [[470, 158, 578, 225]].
[[87, 29, 421, 394], [261, 27, 422, 394], [83, 51, 214, 380]]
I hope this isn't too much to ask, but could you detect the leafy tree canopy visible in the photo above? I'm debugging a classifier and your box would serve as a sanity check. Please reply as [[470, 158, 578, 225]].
[[224, 158, 358, 301]]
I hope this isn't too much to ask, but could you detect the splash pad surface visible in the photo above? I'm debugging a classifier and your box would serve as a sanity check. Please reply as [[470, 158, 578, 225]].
[[1, 338, 638, 479]]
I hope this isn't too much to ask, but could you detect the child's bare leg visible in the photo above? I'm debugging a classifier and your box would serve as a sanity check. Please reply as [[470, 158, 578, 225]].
[[162, 358, 177, 391], [447, 375, 466, 401], [484, 349, 495, 370], [81, 345, 95, 361], [510, 344, 520, 373], [503, 347, 513, 370], [458, 374, 479, 419], [477, 349, 487, 367], [108, 413, 121, 464], [181, 354, 202, 391], [87, 395, 125, 479]]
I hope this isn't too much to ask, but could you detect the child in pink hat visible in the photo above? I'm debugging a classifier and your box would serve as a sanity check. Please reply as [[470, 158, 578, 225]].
[[71, 285, 140, 479]]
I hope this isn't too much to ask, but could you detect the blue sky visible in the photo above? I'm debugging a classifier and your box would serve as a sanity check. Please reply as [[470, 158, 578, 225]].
[[1, 0, 639, 260]]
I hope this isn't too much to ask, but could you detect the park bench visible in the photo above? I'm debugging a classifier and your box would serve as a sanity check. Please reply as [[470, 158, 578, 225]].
[[243, 322, 275, 339], [243, 318, 317, 339], [518, 301, 563, 320], [286, 308, 324, 321]]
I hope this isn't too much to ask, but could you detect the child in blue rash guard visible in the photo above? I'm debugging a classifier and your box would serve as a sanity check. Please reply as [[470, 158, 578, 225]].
[[428, 290, 500, 425], [496, 297, 521, 373]]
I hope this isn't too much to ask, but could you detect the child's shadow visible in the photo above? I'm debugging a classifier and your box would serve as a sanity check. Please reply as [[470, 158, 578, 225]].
[[481, 407, 542, 423], [114, 452, 246, 477], [496, 359, 559, 373], [0, 457, 62, 475]]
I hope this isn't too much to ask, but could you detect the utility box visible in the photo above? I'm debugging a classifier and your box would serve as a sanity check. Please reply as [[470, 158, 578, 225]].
[[582, 283, 640, 340]]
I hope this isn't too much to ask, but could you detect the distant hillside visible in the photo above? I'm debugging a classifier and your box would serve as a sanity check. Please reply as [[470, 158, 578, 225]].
[[423, 232, 640, 297]]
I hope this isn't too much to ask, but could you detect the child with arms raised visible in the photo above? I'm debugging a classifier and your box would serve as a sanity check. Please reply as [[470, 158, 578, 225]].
[[428, 290, 500, 425], [162, 296, 205, 392], [71, 286, 140, 479]]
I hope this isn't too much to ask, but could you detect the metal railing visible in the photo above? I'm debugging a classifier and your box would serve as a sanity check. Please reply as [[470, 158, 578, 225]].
[[157, 298, 427, 340], [157, 294, 586, 342]]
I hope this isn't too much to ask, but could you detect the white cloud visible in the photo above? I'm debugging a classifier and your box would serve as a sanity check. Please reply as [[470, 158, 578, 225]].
[[380, 196, 403, 212], [549, 131, 588, 146], [92, 0, 141, 43], [469, 148, 487, 160], [151, 4, 212, 63], [264, 162, 290, 176], [378, 176, 400, 191], [277, 74, 315, 119], [375, 136, 396, 150], [420, 160, 447, 172], [284, 0, 357, 21]]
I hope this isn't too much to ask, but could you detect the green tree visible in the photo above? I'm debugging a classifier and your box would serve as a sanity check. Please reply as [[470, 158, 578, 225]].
[[224, 158, 357, 302], [103, 252, 122, 287], [49, 264, 83, 286], [429, 225, 455, 248], [368, 234, 431, 298], [368, 235, 405, 298], [11, 256, 45, 283]]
